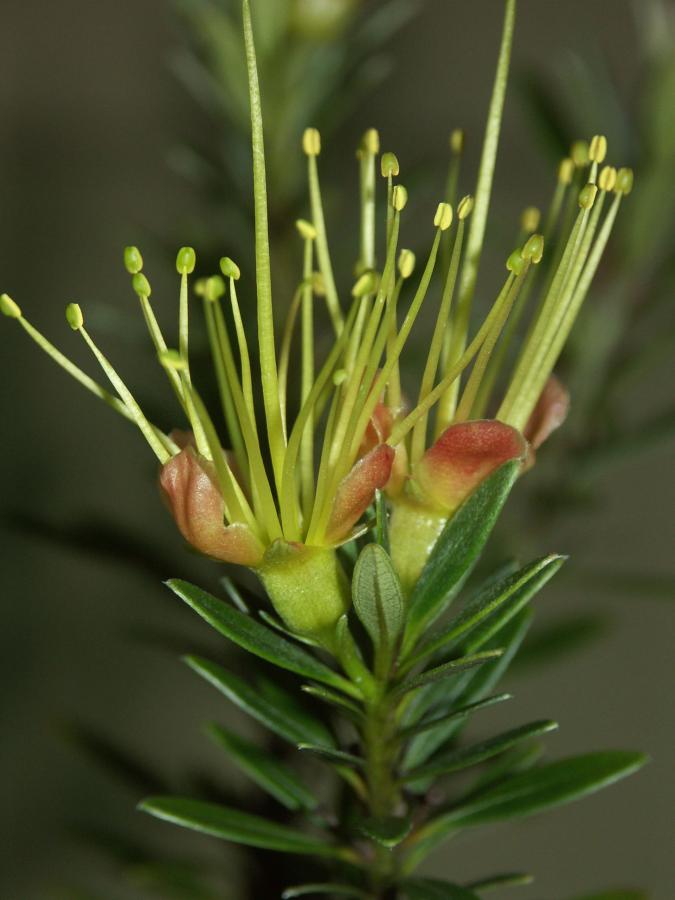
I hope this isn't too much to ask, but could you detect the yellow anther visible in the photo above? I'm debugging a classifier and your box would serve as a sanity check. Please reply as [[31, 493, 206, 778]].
[[0, 293, 21, 318], [589, 134, 608, 163], [615, 167, 634, 196], [311, 272, 327, 296], [66, 302, 84, 331], [434, 202, 453, 231], [579, 183, 598, 210], [598, 166, 617, 192], [219, 257, 241, 280], [333, 368, 348, 386], [571, 140, 590, 167], [360, 128, 380, 156], [457, 195, 474, 220], [392, 185, 408, 211], [450, 128, 465, 154], [123, 246, 143, 274], [302, 127, 321, 157], [204, 275, 226, 302], [132, 273, 151, 298], [558, 158, 575, 184], [520, 206, 540, 233], [352, 270, 379, 298], [506, 248, 526, 276], [176, 247, 196, 275], [522, 233, 544, 264], [398, 249, 415, 279], [296, 219, 317, 241], [381, 152, 400, 178]]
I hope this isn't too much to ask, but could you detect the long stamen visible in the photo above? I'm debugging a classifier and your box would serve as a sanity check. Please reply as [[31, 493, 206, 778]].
[[386, 248, 416, 413], [243, 0, 286, 491], [177, 247, 196, 366], [381, 152, 400, 246], [226, 263, 257, 436], [66, 303, 171, 464], [278, 282, 305, 441], [358, 128, 379, 273], [299, 222, 317, 520], [303, 127, 344, 335]]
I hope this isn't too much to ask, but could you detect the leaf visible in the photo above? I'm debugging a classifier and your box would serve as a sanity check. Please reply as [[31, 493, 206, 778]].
[[403, 461, 521, 653], [465, 872, 533, 891], [139, 796, 346, 858], [375, 488, 390, 552], [352, 543, 404, 651], [358, 814, 412, 847], [400, 693, 512, 740], [297, 744, 364, 769], [168, 579, 358, 697], [413, 752, 647, 861], [282, 885, 369, 899], [393, 651, 504, 698], [408, 555, 564, 667], [207, 724, 317, 811], [402, 879, 480, 899], [467, 741, 545, 795], [402, 720, 558, 782], [301, 684, 364, 722], [185, 655, 334, 747]]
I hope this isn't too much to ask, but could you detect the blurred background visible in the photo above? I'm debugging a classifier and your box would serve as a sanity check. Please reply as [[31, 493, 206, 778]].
[[1, 0, 673, 897]]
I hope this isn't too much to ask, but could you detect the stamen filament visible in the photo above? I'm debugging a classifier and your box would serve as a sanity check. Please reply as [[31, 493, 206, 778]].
[[278, 282, 305, 441], [300, 236, 316, 521], [358, 129, 379, 272], [229, 277, 257, 435]]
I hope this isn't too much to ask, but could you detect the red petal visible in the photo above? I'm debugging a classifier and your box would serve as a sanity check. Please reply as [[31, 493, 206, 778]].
[[159, 448, 264, 566], [414, 420, 526, 514], [358, 401, 394, 457], [524, 375, 570, 451], [325, 444, 395, 544]]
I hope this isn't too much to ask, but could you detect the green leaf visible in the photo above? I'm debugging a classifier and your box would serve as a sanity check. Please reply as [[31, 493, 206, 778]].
[[468, 741, 544, 795], [413, 752, 647, 860], [168, 579, 358, 697], [358, 814, 412, 847], [335, 615, 377, 698], [375, 488, 390, 552], [400, 693, 512, 740], [408, 555, 564, 667], [393, 651, 504, 698], [206, 724, 317, 811], [297, 743, 364, 769], [139, 796, 345, 858], [402, 720, 558, 782], [352, 543, 404, 651], [403, 461, 521, 653], [402, 879, 480, 899], [185, 655, 334, 747], [282, 885, 369, 899], [465, 872, 533, 891], [301, 684, 364, 722]]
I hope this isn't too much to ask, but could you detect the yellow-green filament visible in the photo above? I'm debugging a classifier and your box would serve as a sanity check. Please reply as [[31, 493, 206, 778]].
[[300, 237, 316, 521], [307, 153, 344, 335], [278, 282, 305, 442], [229, 277, 257, 436]]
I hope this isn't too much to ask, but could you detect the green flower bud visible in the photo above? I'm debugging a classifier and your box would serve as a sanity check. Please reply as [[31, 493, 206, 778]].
[[219, 257, 241, 280], [204, 275, 226, 302], [520, 206, 540, 233], [66, 302, 84, 330], [558, 157, 575, 184], [380, 151, 400, 178], [132, 272, 152, 298], [434, 202, 453, 231], [589, 134, 607, 163], [522, 233, 544, 264], [302, 127, 321, 157], [296, 219, 317, 241], [176, 246, 196, 275], [457, 195, 474, 220], [123, 246, 143, 274], [615, 167, 634, 196], [579, 183, 598, 210], [506, 248, 526, 275], [571, 140, 589, 167], [398, 249, 415, 279], [392, 184, 408, 211], [0, 293, 21, 318], [598, 165, 617, 192]]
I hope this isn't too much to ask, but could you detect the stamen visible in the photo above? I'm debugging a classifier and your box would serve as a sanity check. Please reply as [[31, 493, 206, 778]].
[[385, 249, 416, 412], [381, 151, 400, 244], [278, 282, 305, 440], [299, 224, 317, 521], [445, 128, 465, 207], [67, 303, 171, 463], [303, 127, 344, 335], [227, 266, 257, 437], [176, 247, 196, 368], [357, 128, 380, 272]]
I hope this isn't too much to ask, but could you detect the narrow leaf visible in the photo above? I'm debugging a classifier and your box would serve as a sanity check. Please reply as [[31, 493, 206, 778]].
[[403, 879, 480, 899], [466, 872, 533, 891], [403, 720, 558, 782], [207, 724, 317, 811], [404, 461, 520, 653], [185, 655, 334, 747], [139, 796, 345, 858], [400, 693, 512, 740], [297, 743, 364, 769], [358, 814, 412, 847], [393, 651, 504, 698], [168, 579, 358, 697], [282, 885, 369, 899], [353, 543, 404, 650], [301, 684, 364, 722]]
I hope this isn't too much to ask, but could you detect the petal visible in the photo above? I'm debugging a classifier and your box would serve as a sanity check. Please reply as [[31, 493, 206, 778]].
[[358, 400, 393, 456], [325, 444, 395, 544], [524, 374, 570, 451], [414, 419, 526, 515], [159, 448, 264, 566]]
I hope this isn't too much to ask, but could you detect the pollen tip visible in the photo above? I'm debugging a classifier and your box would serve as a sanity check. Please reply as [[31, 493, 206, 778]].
[[457, 194, 474, 220], [434, 202, 453, 231], [295, 219, 317, 241], [578, 182, 598, 210], [0, 293, 21, 318], [392, 184, 408, 211], [398, 249, 416, 279], [558, 157, 575, 184], [615, 167, 634, 196], [176, 247, 196, 275], [520, 206, 541, 233], [65, 302, 84, 331], [450, 128, 465, 155], [123, 246, 143, 274], [132, 272, 152, 298], [302, 127, 321, 157], [589, 134, 608, 164], [219, 257, 241, 280], [381, 151, 400, 178], [571, 140, 590, 167]]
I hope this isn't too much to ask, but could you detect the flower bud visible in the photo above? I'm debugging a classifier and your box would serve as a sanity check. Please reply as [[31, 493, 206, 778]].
[[398, 249, 416, 279], [219, 257, 241, 280], [571, 140, 589, 167], [0, 293, 21, 318], [522, 233, 544, 264], [176, 247, 196, 275], [132, 272, 152, 298], [66, 302, 84, 330], [392, 184, 408, 211], [302, 127, 321, 156], [615, 167, 634, 196], [578, 183, 598, 210], [434, 202, 453, 231], [123, 246, 143, 274], [598, 166, 617, 192], [520, 206, 540, 233], [506, 248, 526, 275], [558, 157, 575, 184], [589, 134, 608, 163], [295, 219, 317, 241], [457, 195, 474, 220], [381, 151, 400, 178]]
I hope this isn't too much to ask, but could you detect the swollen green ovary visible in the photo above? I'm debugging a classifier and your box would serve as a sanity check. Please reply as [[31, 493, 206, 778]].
[[389, 501, 447, 596]]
